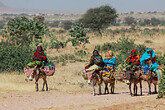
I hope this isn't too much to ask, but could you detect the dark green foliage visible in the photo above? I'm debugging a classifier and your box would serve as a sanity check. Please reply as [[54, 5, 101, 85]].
[[124, 17, 136, 25], [0, 42, 33, 72], [79, 5, 118, 35], [63, 20, 73, 30], [47, 21, 60, 27], [157, 54, 165, 65], [49, 54, 86, 66], [68, 23, 89, 47], [150, 18, 161, 26], [144, 40, 153, 43], [160, 19, 165, 26], [75, 50, 87, 57], [157, 68, 165, 98], [95, 37, 147, 66], [49, 33, 66, 50], [139, 18, 162, 26], [0, 21, 5, 29], [4, 16, 49, 45]]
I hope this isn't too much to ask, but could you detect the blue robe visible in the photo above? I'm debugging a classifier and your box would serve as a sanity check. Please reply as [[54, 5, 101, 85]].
[[103, 57, 116, 68]]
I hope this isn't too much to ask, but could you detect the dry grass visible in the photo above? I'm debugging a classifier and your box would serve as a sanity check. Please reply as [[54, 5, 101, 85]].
[[0, 62, 92, 93], [0, 26, 165, 93]]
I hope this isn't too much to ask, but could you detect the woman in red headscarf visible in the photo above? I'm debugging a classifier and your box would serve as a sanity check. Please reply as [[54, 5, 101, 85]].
[[126, 50, 140, 66], [27, 44, 47, 67], [125, 50, 140, 84], [33, 44, 47, 62]]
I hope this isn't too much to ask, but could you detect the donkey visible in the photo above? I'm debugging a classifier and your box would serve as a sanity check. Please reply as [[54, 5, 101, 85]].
[[28, 65, 48, 91], [82, 70, 102, 96], [100, 71, 115, 94], [141, 70, 158, 94], [126, 70, 142, 96]]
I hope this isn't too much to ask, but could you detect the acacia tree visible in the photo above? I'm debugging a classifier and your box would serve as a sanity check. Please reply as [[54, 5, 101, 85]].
[[79, 5, 118, 36], [4, 16, 49, 46], [124, 17, 136, 26], [68, 23, 89, 49]]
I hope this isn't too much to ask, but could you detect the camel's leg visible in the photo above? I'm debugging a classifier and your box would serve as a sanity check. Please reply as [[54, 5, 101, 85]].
[[154, 83, 157, 94], [148, 81, 151, 94], [129, 82, 132, 96], [140, 81, 142, 96], [35, 78, 39, 91]]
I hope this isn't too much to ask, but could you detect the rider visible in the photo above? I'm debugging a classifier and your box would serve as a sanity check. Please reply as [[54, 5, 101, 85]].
[[27, 44, 47, 68], [142, 60, 151, 74], [140, 49, 160, 80], [85, 50, 105, 81], [103, 50, 116, 73], [125, 50, 140, 84]]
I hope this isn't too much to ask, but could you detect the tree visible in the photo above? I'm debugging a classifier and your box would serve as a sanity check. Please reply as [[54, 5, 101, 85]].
[[63, 20, 73, 30], [79, 5, 118, 36], [0, 21, 5, 29], [150, 18, 161, 26], [68, 23, 89, 48], [143, 19, 151, 26], [124, 17, 136, 26], [4, 16, 49, 46], [157, 68, 165, 98]]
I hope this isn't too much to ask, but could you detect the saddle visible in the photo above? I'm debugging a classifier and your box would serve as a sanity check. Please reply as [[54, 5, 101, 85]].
[[101, 70, 114, 79]]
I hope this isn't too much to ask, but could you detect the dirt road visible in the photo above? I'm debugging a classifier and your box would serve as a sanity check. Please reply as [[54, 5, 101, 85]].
[[0, 84, 164, 110]]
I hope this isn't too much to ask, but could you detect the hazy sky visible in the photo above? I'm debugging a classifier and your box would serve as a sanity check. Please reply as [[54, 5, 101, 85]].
[[1, 0, 165, 12]]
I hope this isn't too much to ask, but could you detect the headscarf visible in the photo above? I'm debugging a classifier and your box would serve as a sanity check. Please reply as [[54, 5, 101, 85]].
[[93, 50, 99, 56], [105, 50, 114, 59], [37, 44, 44, 51], [140, 49, 156, 66], [131, 50, 137, 56]]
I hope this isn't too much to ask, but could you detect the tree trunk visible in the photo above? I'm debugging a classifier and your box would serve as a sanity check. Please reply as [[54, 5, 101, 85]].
[[98, 29, 102, 37]]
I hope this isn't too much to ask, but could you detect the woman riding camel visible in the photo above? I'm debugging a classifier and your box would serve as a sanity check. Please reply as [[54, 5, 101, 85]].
[[27, 44, 47, 67], [125, 50, 140, 84], [85, 50, 105, 81], [103, 51, 116, 73], [140, 49, 160, 80]]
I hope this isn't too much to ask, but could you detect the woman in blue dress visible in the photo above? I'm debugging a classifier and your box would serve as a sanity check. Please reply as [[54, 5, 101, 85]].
[[140, 49, 160, 80], [103, 51, 116, 73]]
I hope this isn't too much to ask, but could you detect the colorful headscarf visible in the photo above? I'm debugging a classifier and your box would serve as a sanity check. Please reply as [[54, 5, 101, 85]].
[[105, 50, 114, 59], [140, 49, 156, 66], [131, 50, 137, 56]]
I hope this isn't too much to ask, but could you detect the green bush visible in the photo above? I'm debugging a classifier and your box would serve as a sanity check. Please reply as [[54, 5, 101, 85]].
[[68, 23, 89, 47], [75, 50, 87, 57], [49, 54, 86, 66], [144, 40, 153, 43], [157, 54, 165, 65], [157, 68, 165, 98], [95, 37, 147, 66], [0, 42, 33, 72], [49, 33, 66, 50]]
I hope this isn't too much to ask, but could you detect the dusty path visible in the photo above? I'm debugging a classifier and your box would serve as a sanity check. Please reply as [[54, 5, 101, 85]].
[[0, 85, 164, 110]]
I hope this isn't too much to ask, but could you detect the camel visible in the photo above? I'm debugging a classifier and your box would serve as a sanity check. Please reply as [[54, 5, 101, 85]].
[[82, 70, 102, 96], [140, 70, 158, 94], [126, 70, 142, 96], [26, 65, 48, 91]]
